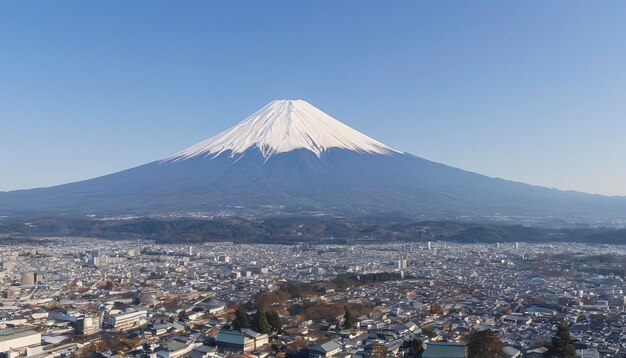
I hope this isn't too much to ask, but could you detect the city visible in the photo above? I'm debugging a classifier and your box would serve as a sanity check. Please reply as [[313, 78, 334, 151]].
[[1, 239, 624, 357]]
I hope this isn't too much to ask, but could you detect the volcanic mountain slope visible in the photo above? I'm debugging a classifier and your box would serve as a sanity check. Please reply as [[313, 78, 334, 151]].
[[1, 99, 625, 221]]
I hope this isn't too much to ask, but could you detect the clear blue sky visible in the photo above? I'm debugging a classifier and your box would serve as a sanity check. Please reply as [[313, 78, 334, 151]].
[[1, 1, 625, 195]]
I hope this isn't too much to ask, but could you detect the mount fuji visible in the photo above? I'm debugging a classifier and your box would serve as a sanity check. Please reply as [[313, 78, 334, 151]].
[[1, 99, 625, 222]]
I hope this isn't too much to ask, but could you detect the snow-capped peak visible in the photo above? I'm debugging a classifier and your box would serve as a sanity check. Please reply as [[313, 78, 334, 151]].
[[165, 99, 400, 161]]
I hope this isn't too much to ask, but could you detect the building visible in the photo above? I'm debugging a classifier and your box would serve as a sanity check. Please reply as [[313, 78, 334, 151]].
[[76, 313, 102, 335], [83, 250, 101, 267], [0, 329, 42, 357], [215, 328, 268, 353], [155, 336, 201, 358], [49, 311, 101, 335], [576, 348, 600, 358], [104, 310, 148, 331], [422, 342, 467, 358], [502, 346, 521, 358], [20, 272, 35, 286], [139, 289, 159, 305], [195, 300, 226, 315], [364, 342, 387, 358], [20, 272, 43, 286], [189, 345, 218, 358], [308, 341, 342, 358]]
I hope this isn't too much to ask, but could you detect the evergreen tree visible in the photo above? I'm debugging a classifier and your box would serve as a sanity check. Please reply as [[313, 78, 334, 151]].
[[267, 311, 282, 332], [343, 306, 357, 329], [546, 322, 576, 358], [232, 306, 249, 330], [252, 310, 272, 334], [403, 338, 423, 357], [421, 326, 436, 338], [466, 330, 503, 358]]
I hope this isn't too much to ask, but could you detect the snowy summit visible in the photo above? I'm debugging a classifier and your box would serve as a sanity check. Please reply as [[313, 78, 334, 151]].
[[166, 99, 399, 161], [4, 100, 626, 220]]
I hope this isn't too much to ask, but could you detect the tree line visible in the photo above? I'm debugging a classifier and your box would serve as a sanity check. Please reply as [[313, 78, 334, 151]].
[[232, 305, 282, 334]]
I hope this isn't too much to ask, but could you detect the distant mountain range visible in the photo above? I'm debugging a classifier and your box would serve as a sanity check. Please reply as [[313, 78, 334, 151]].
[[1, 216, 624, 245], [1, 99, 625, 223]]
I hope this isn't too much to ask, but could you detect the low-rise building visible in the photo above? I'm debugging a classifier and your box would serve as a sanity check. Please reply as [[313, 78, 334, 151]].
[[422, 341, 467, 358], [215, 328, 268, 353], [104, 310, 148, 331], [0, 329, 42, 357]]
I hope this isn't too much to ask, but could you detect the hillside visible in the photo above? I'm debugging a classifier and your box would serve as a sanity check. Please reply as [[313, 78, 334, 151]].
[[1, 216, 624, 245]]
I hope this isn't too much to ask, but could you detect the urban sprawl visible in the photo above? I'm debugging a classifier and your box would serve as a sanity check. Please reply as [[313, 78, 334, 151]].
[[0, 239, 625, 358]]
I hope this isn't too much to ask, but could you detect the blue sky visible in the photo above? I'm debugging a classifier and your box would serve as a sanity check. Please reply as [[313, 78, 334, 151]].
[[1, 1, 625, 195]]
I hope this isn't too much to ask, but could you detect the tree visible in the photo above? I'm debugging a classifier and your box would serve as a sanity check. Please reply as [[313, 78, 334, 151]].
[[113, 301, 129, 311], [429, 304, 443, 314], [343, 306, 358, 329], [267, 310, 282, 332], [178, 311, 190, 321], [101, 280, 114, 290], [252, 310, 272, 334], [466, 330, 503, 358], [421, 326, 437, 338], [546, 323, 576, 358], [404, 338, 423, 357], [232, 306, 249, 330]]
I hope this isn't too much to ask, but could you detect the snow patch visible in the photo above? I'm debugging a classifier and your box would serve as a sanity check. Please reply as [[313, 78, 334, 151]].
[[165, 99, 399, 161]]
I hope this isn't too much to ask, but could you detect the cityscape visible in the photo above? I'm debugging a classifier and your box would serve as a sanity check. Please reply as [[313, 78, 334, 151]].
[[2, 2, 626, 358], [0, 238, 624, 357]]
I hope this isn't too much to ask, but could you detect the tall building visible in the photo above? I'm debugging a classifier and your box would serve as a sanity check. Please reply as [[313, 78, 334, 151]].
[[20, 272, 44, 286], [139, 289, 159, 305], [20, 272, 35, 286], [83, 250, 101, 267], [76, 312, 103, 336]]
